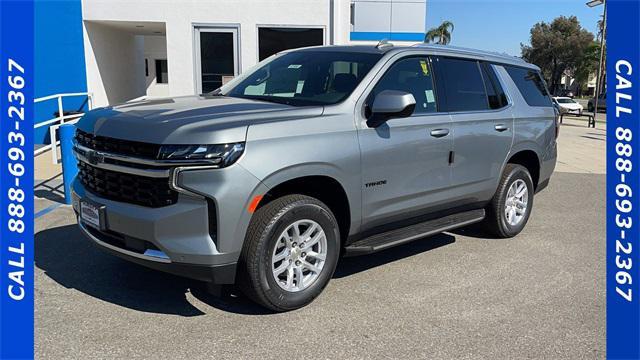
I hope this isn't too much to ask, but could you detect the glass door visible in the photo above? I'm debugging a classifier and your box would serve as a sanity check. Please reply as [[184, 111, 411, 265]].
[[195, 27, 239, 94]]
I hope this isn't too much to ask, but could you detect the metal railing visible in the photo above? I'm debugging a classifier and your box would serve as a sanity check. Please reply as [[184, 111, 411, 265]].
[[559, 112, 597, 128], [34, 92, 93, 163]]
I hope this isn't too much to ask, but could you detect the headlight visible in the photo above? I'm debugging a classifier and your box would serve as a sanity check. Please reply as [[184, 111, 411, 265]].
[[158, 142, 245, 167]]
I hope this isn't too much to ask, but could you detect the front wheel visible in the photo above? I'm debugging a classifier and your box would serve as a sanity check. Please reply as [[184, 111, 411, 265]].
[[238, 194, 340, 311], [484, 164, 535, 238]]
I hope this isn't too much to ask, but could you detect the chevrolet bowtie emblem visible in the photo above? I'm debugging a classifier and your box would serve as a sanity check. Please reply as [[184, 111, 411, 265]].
[[86, 150, 104, 165]]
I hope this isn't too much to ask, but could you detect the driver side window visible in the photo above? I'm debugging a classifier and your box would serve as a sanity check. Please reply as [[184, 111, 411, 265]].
[[369, 57, 438, 115]]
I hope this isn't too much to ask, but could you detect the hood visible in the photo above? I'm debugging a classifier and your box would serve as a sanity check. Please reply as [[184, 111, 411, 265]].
[[75, 95, 324, 144]]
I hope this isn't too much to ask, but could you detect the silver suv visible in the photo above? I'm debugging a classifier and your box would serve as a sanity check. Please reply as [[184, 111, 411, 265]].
[[72, 44, 557, 311]]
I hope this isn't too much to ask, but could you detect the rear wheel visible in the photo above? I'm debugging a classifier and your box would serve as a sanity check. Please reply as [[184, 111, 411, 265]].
[[238, 194, 340, 311], [484, 164, 534, 238]]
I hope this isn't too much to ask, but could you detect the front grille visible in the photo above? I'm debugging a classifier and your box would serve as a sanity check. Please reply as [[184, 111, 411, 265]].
[[76, 129, 161, 159], [77, 161, 178, 208]]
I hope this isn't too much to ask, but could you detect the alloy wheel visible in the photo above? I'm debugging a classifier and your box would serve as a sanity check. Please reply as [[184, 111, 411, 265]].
[[271, 219, 327, 292], [504, 179, 529, 226]]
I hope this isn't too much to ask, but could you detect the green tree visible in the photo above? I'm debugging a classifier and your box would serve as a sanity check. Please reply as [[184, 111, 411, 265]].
[[573, 41, 601, 96], [521, 16, 594, 95], [424, 20, 454, 45]]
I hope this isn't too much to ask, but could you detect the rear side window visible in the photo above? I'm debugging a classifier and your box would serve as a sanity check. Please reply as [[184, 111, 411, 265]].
[[437, 58, 488, 112], [481, 63, 508, 109], [505, 66, 552, 107]]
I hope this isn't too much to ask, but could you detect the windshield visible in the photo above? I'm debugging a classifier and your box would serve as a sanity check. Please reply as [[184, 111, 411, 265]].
[[220, 50, 383, 106], [556, 98, 576, 104]]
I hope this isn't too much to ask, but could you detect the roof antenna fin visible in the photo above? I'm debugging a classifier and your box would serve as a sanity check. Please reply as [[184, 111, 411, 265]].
[[375, 39, 393, 50]]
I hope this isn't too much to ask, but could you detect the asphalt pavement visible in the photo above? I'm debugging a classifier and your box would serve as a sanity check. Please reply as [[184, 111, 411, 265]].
[[35, 120, 606, 359]]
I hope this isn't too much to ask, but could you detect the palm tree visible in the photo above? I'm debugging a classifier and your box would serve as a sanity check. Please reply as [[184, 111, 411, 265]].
[[424, 20, 454, 45], [597, 15, 604, 42]]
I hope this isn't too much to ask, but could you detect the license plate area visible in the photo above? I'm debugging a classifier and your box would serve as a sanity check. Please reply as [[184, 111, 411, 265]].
[[80, 199, 106, 231]]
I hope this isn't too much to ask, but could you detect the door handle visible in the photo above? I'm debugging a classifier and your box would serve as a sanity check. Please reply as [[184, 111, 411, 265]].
[[494, 124, 509, 132], [430, 128, 450, 138]]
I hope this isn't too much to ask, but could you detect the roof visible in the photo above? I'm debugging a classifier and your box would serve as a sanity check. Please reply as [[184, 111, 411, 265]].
[[295, 45, 391, 54], [291, 43, 537, 70]]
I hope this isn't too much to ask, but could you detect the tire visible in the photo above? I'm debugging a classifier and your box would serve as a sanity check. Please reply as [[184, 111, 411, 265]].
[[237, 194, 340, 311], [484, 164, 535, 238]]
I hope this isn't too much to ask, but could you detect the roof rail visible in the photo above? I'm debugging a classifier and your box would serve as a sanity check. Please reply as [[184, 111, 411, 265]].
[[410, 43, 527, 64]]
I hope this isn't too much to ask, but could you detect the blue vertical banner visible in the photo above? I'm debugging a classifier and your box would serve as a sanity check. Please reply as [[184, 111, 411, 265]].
[[0, 0, 35, 359], [607, 0, 640, 359]]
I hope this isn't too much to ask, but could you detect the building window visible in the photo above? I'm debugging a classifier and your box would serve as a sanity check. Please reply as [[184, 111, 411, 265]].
[[155, 59, 168, 84], [258, 27, 323, 61], [198, 30, 236, 92]]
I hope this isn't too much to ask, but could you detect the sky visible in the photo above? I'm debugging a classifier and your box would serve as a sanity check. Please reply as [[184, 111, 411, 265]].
[[426, 0, 603, 56]]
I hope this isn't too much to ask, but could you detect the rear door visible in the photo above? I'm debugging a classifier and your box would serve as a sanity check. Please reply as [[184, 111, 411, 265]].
[[432, 57, 513, 203]]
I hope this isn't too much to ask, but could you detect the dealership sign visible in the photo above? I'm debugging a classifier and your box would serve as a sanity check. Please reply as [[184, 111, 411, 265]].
[[0, 0, 34, 358], [607, 0, 640, 358]]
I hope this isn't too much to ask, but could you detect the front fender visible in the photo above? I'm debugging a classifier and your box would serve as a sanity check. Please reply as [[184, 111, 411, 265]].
[[254, 162, 362, 237]]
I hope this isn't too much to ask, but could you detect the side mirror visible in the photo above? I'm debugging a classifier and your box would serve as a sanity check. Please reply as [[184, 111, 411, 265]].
[[367, 90, 416, 128]]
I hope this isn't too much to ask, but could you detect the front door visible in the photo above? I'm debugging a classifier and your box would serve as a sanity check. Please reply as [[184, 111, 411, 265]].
[[195, 27, 239, 93], [358, 56, 453, 229]]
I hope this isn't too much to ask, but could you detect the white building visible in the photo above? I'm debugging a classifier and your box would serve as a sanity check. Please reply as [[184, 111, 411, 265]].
[[80, 0, 427, 108]]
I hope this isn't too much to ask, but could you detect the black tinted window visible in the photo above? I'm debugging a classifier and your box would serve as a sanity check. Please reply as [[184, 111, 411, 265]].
[[505, 66, 552, 107], [258, 28, 324, 61], [481, 63, 508, 109], [369, 57, 437, 114], [438, 58, 488, 112]]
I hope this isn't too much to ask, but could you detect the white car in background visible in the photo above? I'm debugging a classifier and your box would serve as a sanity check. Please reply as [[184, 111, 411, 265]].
[[552, 97, 583, 116]]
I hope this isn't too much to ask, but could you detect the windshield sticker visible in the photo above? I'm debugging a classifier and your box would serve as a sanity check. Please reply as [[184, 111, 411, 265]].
[[425, 90, 435, 103]]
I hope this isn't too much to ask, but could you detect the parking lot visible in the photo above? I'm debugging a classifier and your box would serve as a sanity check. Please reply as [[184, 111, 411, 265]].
[[35, 116, 605, 359]]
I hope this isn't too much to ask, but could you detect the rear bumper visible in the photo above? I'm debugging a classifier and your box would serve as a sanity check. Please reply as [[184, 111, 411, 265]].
[[539, 140, 557, 192]]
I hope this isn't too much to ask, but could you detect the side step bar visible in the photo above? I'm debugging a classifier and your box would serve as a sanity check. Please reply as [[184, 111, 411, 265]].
[[344, 209, 485, 256]]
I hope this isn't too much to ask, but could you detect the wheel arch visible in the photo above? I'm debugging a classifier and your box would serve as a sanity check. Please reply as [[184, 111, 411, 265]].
[[506, 149, 541, 190], [256, 166, 357, 244]]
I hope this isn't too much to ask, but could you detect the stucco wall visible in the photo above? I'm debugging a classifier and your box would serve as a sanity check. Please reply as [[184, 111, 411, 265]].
[[83, 22, 146, 106], [143, 35, 170, 98], [82, 0, 351, 106]]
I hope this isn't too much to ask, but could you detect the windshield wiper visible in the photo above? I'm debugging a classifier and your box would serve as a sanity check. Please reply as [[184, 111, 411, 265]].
[[239, 95, 296, 106], [204, 89, 226, 96]]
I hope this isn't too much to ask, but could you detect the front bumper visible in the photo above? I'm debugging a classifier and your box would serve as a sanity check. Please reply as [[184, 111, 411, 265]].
[[72, 162, 268, 284], [77, 221, 236, 283], [562, 107, 583, 115]]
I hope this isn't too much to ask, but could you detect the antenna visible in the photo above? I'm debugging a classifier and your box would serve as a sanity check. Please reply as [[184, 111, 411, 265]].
[[375, 39, 393, 50]]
